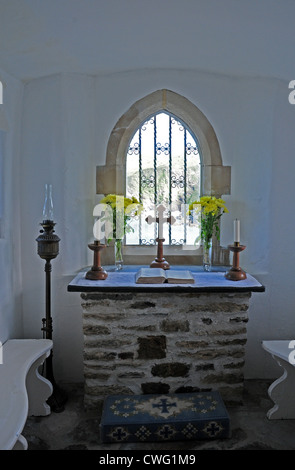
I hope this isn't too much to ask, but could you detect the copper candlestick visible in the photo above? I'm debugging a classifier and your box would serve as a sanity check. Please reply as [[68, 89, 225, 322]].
[[150, 238, 170, 270], [86, 240, 108, 280], [225, 242, 247, 281]]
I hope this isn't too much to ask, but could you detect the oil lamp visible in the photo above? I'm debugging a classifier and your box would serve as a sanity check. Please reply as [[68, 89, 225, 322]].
[[36, 184, 67, 412]]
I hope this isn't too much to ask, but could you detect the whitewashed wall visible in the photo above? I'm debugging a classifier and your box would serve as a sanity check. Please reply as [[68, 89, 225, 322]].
[[19, 69, 294, 382], [0, 68, 23, 344]]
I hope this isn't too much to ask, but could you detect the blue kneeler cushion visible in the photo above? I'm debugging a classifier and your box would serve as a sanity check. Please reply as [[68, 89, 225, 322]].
[[100, 391, 231, 443]]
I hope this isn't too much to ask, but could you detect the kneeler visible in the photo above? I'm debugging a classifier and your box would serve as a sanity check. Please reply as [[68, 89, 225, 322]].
[[100, 391, 230, 443]]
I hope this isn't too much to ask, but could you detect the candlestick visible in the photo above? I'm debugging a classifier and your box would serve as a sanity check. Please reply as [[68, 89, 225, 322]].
[[234, 219, 240, 243], [149, 238, 170, 270], [225, 244, 247, 281], [86, 240, 108, 280]]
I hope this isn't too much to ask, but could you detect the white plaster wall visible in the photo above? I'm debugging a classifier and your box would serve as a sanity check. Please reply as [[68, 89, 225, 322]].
[[0, 68, 23, 344], [19, 69, 294, 382], [20, 74, 96, 381], [251, 84, 295, 379]]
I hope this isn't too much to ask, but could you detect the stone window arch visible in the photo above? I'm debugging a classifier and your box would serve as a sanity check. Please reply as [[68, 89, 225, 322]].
[[96, 89, 231, 265]]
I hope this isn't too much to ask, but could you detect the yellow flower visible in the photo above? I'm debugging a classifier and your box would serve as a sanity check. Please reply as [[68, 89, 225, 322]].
[[201, 196, 213, 204], [124, 197, 133, 208], [188, 201, 201, 213], [100, 194, 117, 205], [189, 195, 228, 243], [190, 196, 228, 215], [99, 194, 144, 241]]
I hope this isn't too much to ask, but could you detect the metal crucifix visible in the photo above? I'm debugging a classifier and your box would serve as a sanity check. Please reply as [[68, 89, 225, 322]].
[[145, 204, 175, 269]]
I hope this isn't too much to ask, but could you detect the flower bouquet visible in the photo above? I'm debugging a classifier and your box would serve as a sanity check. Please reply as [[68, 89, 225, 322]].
[[99, 194, 143, 270], [189, 196, 228, 271]]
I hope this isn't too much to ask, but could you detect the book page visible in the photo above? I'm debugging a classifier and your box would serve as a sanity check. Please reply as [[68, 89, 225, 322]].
[[135, 268, 166, 284], [166, 270, 195, 284]]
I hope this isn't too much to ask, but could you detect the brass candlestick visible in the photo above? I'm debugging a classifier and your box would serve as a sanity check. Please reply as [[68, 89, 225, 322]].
[[86, 240, 108, 280], [150, 238, 170, 270], [225, 242, 247, 281]]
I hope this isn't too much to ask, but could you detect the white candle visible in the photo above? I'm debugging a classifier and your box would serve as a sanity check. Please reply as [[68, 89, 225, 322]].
[[234, 219, 240, 243]]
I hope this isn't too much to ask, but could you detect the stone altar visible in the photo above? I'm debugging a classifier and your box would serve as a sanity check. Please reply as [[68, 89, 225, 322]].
[[68, 266, 264, 409]]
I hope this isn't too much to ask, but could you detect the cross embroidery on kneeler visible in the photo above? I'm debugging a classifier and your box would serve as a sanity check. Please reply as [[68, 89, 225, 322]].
[[152, 398, 177, 414], [108, 426, 130, 442], [156, 424, 177, 440], [101, 392, 231, 443], [203, 421, 224, 437]]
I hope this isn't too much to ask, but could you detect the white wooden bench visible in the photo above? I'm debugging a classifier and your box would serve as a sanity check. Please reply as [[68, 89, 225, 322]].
[[0, 338, 53, 450], [262, 340, 295, 419]]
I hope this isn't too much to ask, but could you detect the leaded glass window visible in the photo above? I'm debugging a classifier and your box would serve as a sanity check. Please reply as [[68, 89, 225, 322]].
[[126, 111, 201, 245]]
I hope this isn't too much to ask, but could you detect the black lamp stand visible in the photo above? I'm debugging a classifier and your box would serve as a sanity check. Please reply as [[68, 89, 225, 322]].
[[36, 219, 67, 413]]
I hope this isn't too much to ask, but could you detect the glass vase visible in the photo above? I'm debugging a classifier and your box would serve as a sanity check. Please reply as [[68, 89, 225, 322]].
[[203, 238, 212, 272], [114, 239, 123, 271]]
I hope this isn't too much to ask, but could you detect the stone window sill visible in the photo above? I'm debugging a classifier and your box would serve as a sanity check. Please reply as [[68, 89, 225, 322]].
[[101, 243, 230, 267]]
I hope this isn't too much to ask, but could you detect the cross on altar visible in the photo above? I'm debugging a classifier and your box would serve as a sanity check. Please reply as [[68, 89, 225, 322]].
[[145, 204, 175, 270], [145, 204, 175, 239]]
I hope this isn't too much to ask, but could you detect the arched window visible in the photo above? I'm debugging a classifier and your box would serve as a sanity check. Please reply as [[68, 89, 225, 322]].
[[126, 111, 201, 246], [96, 89, 231, 265]]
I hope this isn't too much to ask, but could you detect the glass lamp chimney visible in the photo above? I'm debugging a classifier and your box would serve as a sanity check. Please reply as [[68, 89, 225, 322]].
[[43, 184, 54, 222]]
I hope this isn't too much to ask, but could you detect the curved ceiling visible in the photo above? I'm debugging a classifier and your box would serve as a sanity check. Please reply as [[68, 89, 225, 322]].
[[0, 0, 294, 81]]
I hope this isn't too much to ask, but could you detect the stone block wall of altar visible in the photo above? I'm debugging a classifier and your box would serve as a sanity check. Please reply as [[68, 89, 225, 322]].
[[81, 291, 251, 410]]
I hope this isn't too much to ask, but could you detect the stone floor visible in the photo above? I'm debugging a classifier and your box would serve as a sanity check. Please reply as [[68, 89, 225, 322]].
[[22, 380, 295, 451]]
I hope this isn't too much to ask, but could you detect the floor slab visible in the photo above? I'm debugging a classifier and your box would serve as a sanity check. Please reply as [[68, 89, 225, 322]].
[[22, 380, 295, 451]]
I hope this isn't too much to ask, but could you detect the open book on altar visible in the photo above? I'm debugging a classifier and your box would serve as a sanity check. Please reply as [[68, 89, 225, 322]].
[[135, 268, 195, 284]]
